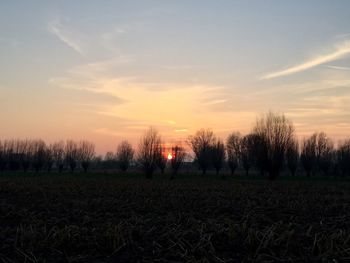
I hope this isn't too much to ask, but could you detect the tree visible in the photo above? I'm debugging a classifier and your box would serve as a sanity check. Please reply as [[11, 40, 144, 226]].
[[65, 140, 79, 173], [170, 145, 186, 179], [286, 139, 299, 176], [52, 141, 65, 173], [20, 140, 32, 172], [104, 151, 116, 169], [156, 145, 167, 174], [78, 141, 95, 173], [0, 140, 5, 171], [211, 139, 225, 176], [137, 127, 162, 178], [32, 140, 47, 173], [45, 144, 54, 172], [253, 112, 295, 180], [337, 139, 350, 176], [315, 132, 334, 176], [116, 140, 134, 172], [301, 132, 334, 176], [240, 134, 255, 175], [188, 129, 216, 175], [226, 132, 241, 175], [301, 134, 317, 177], [8, 140, 22, 171]]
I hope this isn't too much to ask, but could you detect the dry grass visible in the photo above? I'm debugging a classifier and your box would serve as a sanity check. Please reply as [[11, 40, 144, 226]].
[[1, 174, 350, 262]]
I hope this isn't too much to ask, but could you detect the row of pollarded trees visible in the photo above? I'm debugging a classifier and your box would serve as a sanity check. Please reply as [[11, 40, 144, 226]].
[[0, 139, 95, 173], [1, 112, 349, 178], [89, 131, 187, 179], [300, 132, 350, 177], [188, 112, 295, 179], [187, 112, 350, 180], [135, 128, 187, 179]]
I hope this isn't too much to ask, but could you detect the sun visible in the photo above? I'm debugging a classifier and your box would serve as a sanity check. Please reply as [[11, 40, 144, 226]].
[[167, 153, 173, 160]]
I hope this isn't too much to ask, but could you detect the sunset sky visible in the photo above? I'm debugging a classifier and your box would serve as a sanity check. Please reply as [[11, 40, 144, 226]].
[[1, 1, 350, 154]]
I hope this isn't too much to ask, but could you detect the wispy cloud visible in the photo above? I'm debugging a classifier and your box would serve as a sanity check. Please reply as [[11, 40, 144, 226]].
[[324, 65, 350, 71], [261, 40, 350, 80], [48, 19, 84, 55], [203, 99, 227, 105]]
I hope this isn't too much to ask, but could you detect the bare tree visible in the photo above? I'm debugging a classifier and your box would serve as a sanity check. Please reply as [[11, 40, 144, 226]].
[[116, 140, 134, 172], [137, 127, 162, 178], [301, 134, 317, 177], [8, 140, 22, 171], [286, 139, 299, 176], [52, 141, 65, 173], [104, 151, 116, 169], [226, 132, 241, 175], [253, 112, 295, 180], [211, 139, 225, 176], [32, 140, 47, 173], [0, 140, 5, 171], [315, 132, 334, 175], [156, 145, 168, 174], [65, 140, 79, 173], [240, 134, 255, 175], [78, 141, 95, 173], [337, 139, 350, 176], [45, 144, 54, 172], [1, 140, 12, 171], [301, 132, 334, 176], [188, 129, 216, 175], [20, 139, 32, 172], [170, 145, 186, 179]]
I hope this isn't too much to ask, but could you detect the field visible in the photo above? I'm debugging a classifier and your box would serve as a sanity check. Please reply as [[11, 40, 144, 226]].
[[1, 173, 350, 262]]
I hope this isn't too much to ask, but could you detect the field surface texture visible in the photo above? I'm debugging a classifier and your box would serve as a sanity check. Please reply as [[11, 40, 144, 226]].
[[1, 174, 350, 262]]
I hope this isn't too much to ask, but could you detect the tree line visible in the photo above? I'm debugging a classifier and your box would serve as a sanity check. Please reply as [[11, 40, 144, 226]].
[[0, 112, 349, 179]]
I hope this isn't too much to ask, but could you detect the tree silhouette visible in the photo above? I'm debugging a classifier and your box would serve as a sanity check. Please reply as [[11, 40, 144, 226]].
[[226, 132, 241, 175], [315, 132, 334, 176], [52, 141, 65, 173], [116, 140, 134, 172], [188, 129, 216, 175], [137, 127, 162, 178], [65, 140, 79, 173], [170, 145, 186, 179], [286, 139, 299, 176], [211, 139, 225, 176], [156, 145, 167, 174], [253, 112, 295, 180], [32, 140, 47, 173], [337, 139, 350, 176], [301, 134, 317, 177], [78, 141, 95, 173], [240, 134, 255, 175]]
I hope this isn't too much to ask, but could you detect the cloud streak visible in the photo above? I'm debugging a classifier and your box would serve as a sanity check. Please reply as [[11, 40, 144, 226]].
[[325, 65, 350, 71], [261, 41, 350, 80], [48, 19, 84, 55]]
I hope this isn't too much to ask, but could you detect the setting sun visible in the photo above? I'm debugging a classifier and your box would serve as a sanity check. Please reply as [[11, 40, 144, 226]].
[[167, 153, 173, 160]]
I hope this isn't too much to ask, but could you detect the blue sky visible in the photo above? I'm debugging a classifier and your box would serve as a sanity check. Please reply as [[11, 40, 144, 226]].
[[1, 1, 350, 153]]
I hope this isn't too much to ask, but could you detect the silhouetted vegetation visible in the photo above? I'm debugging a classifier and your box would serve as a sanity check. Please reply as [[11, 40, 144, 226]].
[[253, 112, 295, 180], [188, 129, 216, 175], [170, 145, 186, 179], [137, 127, 162, 178], [0, 112, 348, 179], [226, 132, 241, 175], [211, 139, 225, 176], [116, 140, 134, 172]]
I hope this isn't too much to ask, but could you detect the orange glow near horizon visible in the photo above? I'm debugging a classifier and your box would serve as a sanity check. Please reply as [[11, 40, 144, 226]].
[[167, 153, 173, 160]]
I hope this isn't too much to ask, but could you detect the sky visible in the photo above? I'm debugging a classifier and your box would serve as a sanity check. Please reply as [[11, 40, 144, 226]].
[[0, 1, 350, 154]]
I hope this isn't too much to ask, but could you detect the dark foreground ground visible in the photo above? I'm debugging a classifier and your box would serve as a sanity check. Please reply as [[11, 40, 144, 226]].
[[1, 173, 350, 262]]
